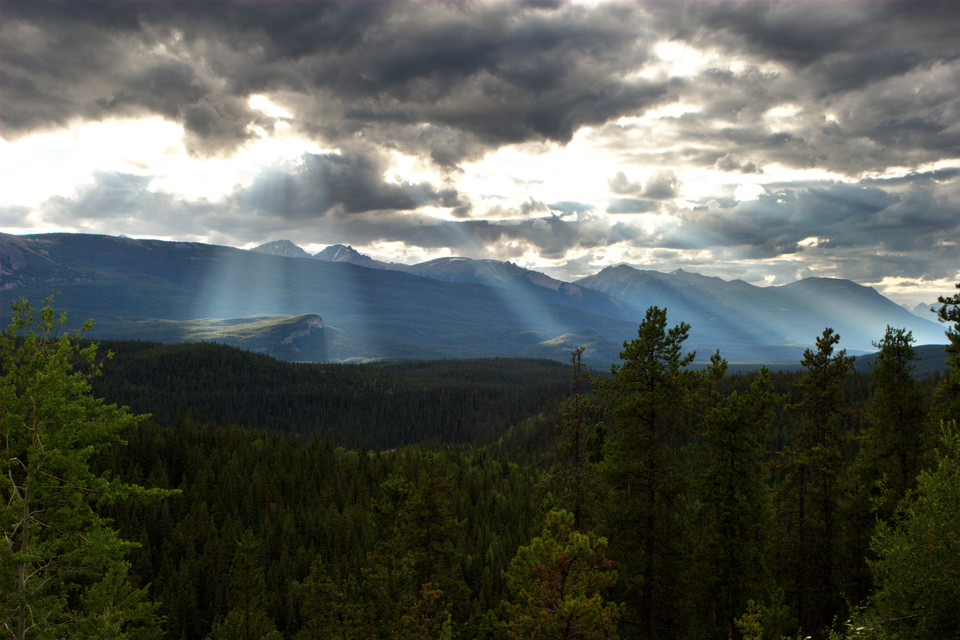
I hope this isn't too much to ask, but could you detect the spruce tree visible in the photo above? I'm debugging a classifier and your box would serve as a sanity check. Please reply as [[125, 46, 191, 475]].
[[598, 306, 695, 640], [550, 346, 602, 530], [858, 326, 927, 515], [692, 357, 779, 640], [931, 282, 960, 423], [0, 298, 166, 640], [854, 421, 960, 640], [206, 530, 282, 640], [777, 328, 854, 637]]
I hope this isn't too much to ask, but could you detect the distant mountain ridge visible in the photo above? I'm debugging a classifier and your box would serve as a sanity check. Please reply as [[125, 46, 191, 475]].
[[0, 232, 949, 368]]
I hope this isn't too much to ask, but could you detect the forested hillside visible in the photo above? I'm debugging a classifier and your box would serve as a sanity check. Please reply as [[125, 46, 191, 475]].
[[3, 288, 959, 640], [91, 340, 572, 448]]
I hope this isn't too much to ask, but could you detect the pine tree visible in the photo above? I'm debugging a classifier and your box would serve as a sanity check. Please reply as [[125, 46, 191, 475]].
[[550, 346, 602, 530], [777, 328, 854, 637], [931, 282, 960, 423], [397, 456, 469, 635], [598, 307, 695, 640], [853, 421, 960, 640], [295, 555, 359, 640], [500, 509, 621, 640], [206, 530, 282, 640], [0, 298, 167, 640], [692, 357, 779, 640], [858, 326, 927, 515]]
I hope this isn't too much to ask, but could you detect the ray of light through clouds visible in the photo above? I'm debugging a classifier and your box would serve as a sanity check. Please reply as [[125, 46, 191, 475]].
[[1, 0, 958, 305]]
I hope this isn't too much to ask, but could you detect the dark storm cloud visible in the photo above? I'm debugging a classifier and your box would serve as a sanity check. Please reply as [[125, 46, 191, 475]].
[[4, 1, 956, 172], [1, 1, 668, 162], [237, 148, 452, 218], [672, 175, 960, 284], [3, 0, 958, 296], [650, 1, 958, 73]]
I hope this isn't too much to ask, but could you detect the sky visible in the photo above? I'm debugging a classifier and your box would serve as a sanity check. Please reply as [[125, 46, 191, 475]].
[[1, 1, 958, 307]]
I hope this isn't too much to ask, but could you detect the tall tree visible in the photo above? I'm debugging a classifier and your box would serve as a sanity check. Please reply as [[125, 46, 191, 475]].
[[296, 555, 357, 640], [853, 421, 960, 640], [550, 346, 602, 530], [500, 509, 621, 640], [0, 298, 166, 640], [206, 530, 282, 640], [840, 327, 927, 611], [776, 328, 854, 637], [858, 326, 928, 515], [931, 282, 960, 424], [692, 356, 780, 640], [598, 307, 695, 640], [398, 455, 469, 633]]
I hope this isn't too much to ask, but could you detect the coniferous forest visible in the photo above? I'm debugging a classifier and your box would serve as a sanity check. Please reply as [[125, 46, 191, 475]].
[[3, 287, 960, 640]]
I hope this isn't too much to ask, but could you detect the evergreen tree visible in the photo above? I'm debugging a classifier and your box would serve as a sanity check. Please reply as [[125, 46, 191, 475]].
[[399, 456, 470, 632], [858, 326, 928, 515], [550, 346, 602, 530], [500, 509, 621, 640], [598, 307, 695, 640], [0, 298, 166, 640], [777, 328, 854, 637], [206, 530, 282, 640], [852, 421, 960, 640], [692, 356, 779, 640], [295, 555, 364, 640], [931, 282, 960, 423]]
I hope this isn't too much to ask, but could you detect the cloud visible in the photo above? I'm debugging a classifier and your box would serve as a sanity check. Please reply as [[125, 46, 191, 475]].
[[608, 171, 643, 196], [607, 199, 656, 214], [3, 1, 958, 305], [237, 147, 455, 218], [1, 2, 670, 165], [715, 153, 763, 174], [670, 175, 960, 285], [643, 170, 681, 199], [16, 159, 960, 300]]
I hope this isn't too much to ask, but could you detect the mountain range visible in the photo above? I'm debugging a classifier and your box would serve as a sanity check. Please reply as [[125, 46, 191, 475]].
[[1, 232, 948, 368]]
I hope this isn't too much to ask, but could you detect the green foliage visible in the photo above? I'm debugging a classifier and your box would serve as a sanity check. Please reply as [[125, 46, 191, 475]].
[[776, 328, 856, 637], [859, 327, 928, 512], [9, 294, 958, 640], [854, 421, 960, 640], [598, 306, 696, 640], [294, 554, 363, 640], [735, 601, 765, 640], [692, 358, 781, 640], [500, 509, 621, 640], [0, 297, 166, 639], [548, 346, 603, 530], [931, 282, 960, 423], [91, 341, 571, 448], [206, 531, 282, 640]]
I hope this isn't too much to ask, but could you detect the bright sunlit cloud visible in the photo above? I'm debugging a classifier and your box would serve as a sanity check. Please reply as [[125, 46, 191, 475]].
[[734, 183, 767, 201]]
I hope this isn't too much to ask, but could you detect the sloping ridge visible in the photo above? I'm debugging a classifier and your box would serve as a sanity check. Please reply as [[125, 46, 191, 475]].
[[0, 233, 632, 366], [1, 233, 947, 366]]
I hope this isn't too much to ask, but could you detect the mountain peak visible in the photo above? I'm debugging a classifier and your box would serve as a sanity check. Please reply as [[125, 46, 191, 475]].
[[251, 240, 311, 259], [314, 244, 361, 261], [313, 244, 402, 271]]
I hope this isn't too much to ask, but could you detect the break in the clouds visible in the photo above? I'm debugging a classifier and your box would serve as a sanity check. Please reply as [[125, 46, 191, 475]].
[[1, 1, 958, 305]]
